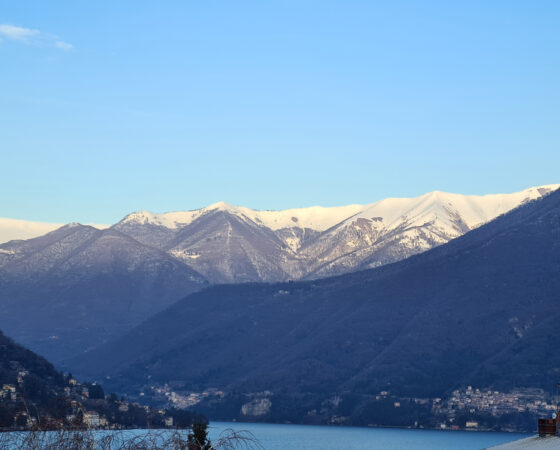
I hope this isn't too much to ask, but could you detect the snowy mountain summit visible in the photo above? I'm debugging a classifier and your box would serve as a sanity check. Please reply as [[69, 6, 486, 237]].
[[114, 184, 559, 282]]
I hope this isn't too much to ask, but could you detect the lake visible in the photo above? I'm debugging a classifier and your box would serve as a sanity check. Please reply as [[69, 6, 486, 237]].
[[208, 421, 530, 450], [1, 423, 530, 449]]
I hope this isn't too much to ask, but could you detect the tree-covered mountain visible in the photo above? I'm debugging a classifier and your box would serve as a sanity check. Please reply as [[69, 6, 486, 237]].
[[0, 329, 202, 430], [70, 186, 560, 427], [1, 186, 554, 364], [0, 329, 66, 403], [0, 225, 206, 362]]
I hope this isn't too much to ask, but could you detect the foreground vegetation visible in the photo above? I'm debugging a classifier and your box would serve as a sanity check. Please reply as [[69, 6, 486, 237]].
[[0, 422, 262, 450]]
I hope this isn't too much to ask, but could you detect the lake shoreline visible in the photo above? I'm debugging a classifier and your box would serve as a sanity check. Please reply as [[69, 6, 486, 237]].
[[212, 418, 533, 435]]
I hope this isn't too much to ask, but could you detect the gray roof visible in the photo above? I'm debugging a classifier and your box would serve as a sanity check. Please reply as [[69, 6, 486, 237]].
[[487, 436, 560, 449]]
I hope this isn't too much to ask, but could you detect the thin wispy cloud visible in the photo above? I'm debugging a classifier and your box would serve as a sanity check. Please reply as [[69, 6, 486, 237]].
[[0, 24, 73, 50]]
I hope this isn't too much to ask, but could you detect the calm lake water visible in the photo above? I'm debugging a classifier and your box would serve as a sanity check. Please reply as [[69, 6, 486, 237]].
[[209, 421, 530, 450], [3, 423, 530, 449]]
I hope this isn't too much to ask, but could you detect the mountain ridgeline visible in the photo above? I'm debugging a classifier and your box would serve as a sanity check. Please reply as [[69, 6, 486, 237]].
[[0, 225, 206, 362], [71, 186, 560, 426], [0, 186, 555, 363], [112, 185, 557, 283]]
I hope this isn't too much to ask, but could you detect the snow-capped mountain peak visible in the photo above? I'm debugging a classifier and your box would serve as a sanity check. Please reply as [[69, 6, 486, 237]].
[[119, 184, 559, 237], [120, 202, 366, 232], [111, 184, 559, 282], [206, 201, 233, 210], [4, 184, 558, 283]]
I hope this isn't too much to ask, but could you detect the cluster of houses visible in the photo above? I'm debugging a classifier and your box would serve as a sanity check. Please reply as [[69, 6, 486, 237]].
[[151, 384, 224, 408], [432, 386, 557, 426], [0, 371, 178, 430], [61, 400, 106, 428], [1, 369, 29, 404], [1, 383, 18, 402]]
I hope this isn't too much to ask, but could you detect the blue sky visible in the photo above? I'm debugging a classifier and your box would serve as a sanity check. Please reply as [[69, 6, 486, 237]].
[[1, 1, 559, 224]]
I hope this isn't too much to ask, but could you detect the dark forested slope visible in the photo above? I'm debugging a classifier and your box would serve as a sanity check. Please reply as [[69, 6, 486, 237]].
[[0, 225, 207, 362], [71, 188, 560, 424], [0, 330, 203, 430]]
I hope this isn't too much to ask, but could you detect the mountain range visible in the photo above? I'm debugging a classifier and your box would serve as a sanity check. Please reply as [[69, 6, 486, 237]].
[[113, 185, 558, 282], [0, 185, 556, 364], [70, 185, 560, 427]]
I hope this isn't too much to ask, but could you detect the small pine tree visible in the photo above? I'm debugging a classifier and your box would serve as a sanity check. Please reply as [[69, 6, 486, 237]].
[[187, 421, 212, 450]]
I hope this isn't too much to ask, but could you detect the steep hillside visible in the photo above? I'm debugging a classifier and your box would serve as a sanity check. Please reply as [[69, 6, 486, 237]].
[[0, 329, 65, 394], [163, 209, 291, 283], [71, 187, 560, 426], [0, 330, 200, 431], [0, 225, 207, 363]]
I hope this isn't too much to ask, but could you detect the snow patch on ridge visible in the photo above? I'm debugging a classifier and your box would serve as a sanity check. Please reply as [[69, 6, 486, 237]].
[[119, 184, 559, 234], [121, 202, 365, 231]]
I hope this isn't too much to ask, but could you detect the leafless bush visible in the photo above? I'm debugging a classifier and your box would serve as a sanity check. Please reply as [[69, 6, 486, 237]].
[[0, 427, 263, 450], [212, 428, 263, 450]]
